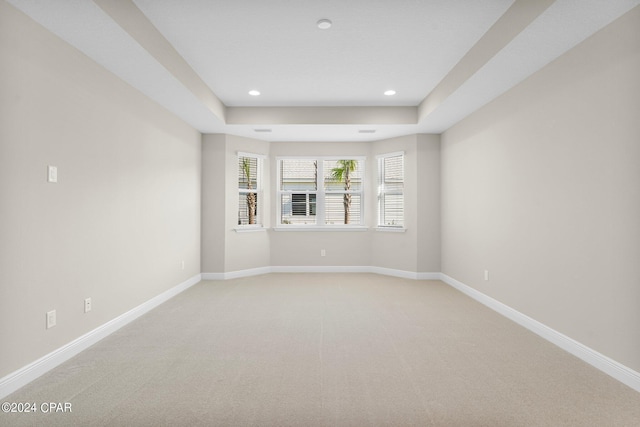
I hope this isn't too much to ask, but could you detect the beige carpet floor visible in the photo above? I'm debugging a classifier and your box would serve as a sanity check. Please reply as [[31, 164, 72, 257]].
[[2, 273, 639, 426]]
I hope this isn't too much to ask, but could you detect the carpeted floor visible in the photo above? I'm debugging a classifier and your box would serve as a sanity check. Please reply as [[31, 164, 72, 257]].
[[2, 274, 639, 426]]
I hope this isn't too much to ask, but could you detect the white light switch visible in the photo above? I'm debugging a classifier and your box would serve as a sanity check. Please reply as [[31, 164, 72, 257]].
[[46, 310, 56, 329], [47, 166, 58, 183]]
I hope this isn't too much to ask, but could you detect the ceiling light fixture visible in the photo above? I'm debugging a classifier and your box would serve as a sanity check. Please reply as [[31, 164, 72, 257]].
[[317, 19, 332, 29], [384, 90, 396, 96], [248, 90, 260, 96]]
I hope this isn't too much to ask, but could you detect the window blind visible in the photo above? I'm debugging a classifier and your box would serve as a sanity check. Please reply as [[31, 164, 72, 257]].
[[238, 154, 262, 226], [377, 153, 404, 227]]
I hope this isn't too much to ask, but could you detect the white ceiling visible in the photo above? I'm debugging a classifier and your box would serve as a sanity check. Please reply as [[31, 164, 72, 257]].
[[7, 0, 640, 141], [133, 0, 513, 107]]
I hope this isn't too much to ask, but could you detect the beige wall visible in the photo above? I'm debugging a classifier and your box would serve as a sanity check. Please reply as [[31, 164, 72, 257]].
[[203, 137, 442, 273], [201, 135, 441, 275], [223, 135, 271, 272], [201, 134, 271, 274], [268, 138, 441, 273], [201, 134, 226, 273], [370, 135, 419, 272], [268, 141, 373, 267], [417, 134, 441, 273], [0, 2, 201, 377], [441, 7, 640, 372]]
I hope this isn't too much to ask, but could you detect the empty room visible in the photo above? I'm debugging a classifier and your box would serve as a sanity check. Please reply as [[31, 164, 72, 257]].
[[1, 0, 639, 425]]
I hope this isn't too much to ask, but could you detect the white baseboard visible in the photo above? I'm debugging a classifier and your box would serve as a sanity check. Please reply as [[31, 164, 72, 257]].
[[202, 267, 271, 280], [371, 266, 438, 279], [201, 272, 226, 280], [370, 266, 417, 279], [202, 266, 440, 280], [440, 273, 640, 393], [271, 265, 372, 274], [369, 268, 441, 280], [0, 274, 202, 400], [417, 272, 442, 280]]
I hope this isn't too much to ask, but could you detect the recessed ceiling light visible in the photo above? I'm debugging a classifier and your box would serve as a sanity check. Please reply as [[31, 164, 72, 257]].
[[317, 19, 332, 29], [384, 90, 396, 96], [248, 90, 260, 96]]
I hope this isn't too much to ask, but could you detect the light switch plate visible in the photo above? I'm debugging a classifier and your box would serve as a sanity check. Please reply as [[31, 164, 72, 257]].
[[46, 310, 56, 329], [47, 166, 58, 183]]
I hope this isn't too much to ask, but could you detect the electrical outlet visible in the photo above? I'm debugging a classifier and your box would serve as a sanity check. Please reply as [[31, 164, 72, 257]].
[[320, 249, 326, 257], [181, 260, 185, 270], [46, 310, 56, 329], [84, 298, 92, 313], [484, 270, 489, 281]]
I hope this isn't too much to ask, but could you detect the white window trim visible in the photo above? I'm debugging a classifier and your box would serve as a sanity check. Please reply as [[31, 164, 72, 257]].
[[272, 226, 368, 232], [376, 151, 405, 230], [234, 226, 267, 233], [276, 156, 366, 230], [237, 152, 265, 229], [374, 226, 406, 233]]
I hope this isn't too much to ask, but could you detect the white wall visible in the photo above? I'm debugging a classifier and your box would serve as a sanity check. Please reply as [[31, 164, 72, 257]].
[[440, 7, 640, 372], [0, 2, 202, 378]]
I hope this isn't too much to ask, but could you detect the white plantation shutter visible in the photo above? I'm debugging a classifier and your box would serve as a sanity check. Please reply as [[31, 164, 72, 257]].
[[280, 159, 317, 191], [238, 153, 263, 226], [279, 159, 318, 225], [377, 152, 404, 228], [323, 160, 363, 225]]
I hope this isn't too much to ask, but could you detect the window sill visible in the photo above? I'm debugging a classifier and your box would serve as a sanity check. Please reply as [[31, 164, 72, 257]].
[[234, 226, 267, 233], [374, 226, 406, 233], [273, 226, 369, 232]]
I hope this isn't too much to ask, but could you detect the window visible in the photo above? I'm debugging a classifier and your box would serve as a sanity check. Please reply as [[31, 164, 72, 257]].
[[238, 153, 263, 227], [323, 159, 363, 225], [279, 159, 317, 225], [377, 152, 404, 228], [278, 157, 364, 227]]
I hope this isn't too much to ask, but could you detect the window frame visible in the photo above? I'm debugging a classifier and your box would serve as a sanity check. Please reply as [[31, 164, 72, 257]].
[[276, 156, 366, 230], [376, 151, 405, 230], [236, 152, 265, 231]]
